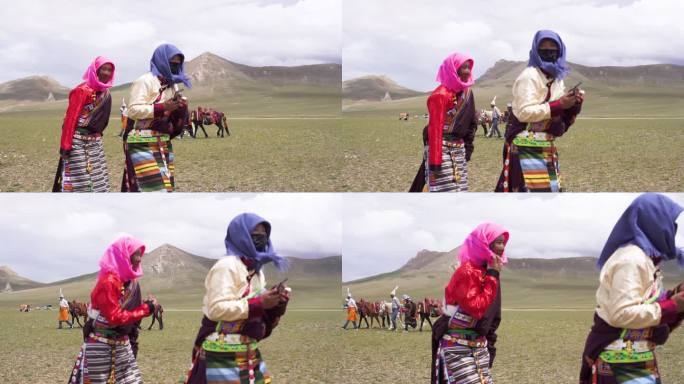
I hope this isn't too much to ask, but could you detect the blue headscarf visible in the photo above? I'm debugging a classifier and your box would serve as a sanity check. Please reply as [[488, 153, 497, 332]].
[[224, 213, 288, 272], [597, 193, 684, 268], [150, 43, 192, 88], [528, 30, 570, 80]]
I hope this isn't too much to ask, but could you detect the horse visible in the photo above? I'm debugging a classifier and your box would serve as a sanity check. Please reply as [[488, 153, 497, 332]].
[[357, 299, 382, 329], [69, 300, 88, 327], [399, 112, 410, 121], [147, 303, 164, 330], [377, 300, 392, 329], [193, 107, 230, 138], [19, 304, 31, 312]]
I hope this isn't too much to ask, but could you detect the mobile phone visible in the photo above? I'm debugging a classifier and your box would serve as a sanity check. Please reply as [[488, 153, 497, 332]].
[[275, 278, 288, 292], [567, 81, 582, 94]]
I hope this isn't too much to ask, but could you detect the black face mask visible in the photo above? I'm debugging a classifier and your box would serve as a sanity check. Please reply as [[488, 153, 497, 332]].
[[538, 49, 559, 63], [169, 62, 181, 75], [251, 234, 268, 252]]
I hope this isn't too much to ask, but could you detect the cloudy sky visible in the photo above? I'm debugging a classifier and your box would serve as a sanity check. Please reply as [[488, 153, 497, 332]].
[[343, 0, 684, 91], [0, 194, 342, 283], [0, 0, 341, 86], [343, 193, 684, 282]]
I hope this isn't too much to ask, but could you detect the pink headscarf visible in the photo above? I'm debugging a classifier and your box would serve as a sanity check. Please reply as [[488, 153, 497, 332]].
[[97, 236, 146, 282], [82, 56, 115, 91], [436, 52, 475, 93], [458, 222, 510, 266]]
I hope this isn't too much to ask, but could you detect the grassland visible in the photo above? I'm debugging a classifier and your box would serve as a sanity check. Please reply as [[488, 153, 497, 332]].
[[0, 112, 343, 192]]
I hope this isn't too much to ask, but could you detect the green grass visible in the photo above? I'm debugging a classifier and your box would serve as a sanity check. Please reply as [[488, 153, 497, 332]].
[[340, 115, 684, 192], [0, 113, 343, 192], [0, 309, 342, 384]]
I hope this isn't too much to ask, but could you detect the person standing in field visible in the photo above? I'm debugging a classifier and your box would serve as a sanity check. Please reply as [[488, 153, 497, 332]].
[[579, 193, 684, 384], [184, 213, 289, 384], [343, 289, 359, 330], [487, 99, 502, 138], [67, 236, 157, 384], [403, 295, 418, 332], [119, 99, 128, 138], [58, 293, 73, 329], [121, 43, 192, 192], [495, 30, 583, 192], [53, 56, 115, 193], [431, 222, 508, 384], [409, 52, 477, 192]]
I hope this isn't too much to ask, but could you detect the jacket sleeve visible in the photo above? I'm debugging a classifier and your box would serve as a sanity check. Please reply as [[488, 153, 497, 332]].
[[600, 260, 668, 329], [127, 76, 156, 120], [445, 264, 499, 320], [60, 87, 89, 153], [203, 260, 251, 322], [94, 276, 150, 326], [512, 70, 551, 123], [427, 92, 448, 170]]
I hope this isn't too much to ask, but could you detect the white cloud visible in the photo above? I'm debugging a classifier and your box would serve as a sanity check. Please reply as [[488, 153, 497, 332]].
[[0, 193, 342, 282], [343, 0, 684, 91], [0, 0, 341, 86], [342, 193, 684, 281]]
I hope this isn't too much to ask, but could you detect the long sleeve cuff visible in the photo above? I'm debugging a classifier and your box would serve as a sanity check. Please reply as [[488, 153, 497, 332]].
[[248, 297, 265, 320], [153, 103, 165, 119], [549, 100, 563, 118], [658, 299, 679, 325]]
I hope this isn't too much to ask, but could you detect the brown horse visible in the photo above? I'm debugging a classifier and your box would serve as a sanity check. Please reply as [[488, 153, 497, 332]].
[[147, 303, 164, 330], [357, 299, 383, 329], [69, 300, 88, 327]]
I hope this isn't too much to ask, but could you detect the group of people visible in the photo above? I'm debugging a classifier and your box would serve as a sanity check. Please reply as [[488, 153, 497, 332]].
[[430, 193, 684, 383], [410, 29, 584, 193], [65, 213, 289, 384], [54, 43, 193, 193], [343, 288, 436, 332]]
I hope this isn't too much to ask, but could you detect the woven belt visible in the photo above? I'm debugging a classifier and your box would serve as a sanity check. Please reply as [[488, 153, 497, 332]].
[[514, 130, 555, 146], [442, 138, 464, 147], [202, 332, 258, 353], [599, 339, 655, 363], [73, 133, 102, 141], [126, 132, 170, 143], [604, 339, 654, 353], [442, 334, 487, 348], [88, 333, 129, 346]]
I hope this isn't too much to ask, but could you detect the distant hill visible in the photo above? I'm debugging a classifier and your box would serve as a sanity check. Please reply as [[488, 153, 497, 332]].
[[0, 266, 45, 292], [345, 248, 684, 309], [342, 75, 423, 101], [0, 244, 341, 309], [477, 59, 684, 88], [0, 52, 341, 116], [0, 76, 70, 101]]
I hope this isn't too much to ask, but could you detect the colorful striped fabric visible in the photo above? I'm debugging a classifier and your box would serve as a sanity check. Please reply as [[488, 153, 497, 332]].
[[437, 342, 492, 384], [68, 339, 143, 384], [58, 137, 110, 192], [594, 357, 661, 383], [424, 141, 468, 192], [204, 348, 271, 384], [516, 144, 560, 192], [122, 138, 175, 192]]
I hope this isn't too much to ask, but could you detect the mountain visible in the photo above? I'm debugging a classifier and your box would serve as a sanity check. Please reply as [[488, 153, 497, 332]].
[[476, 59, 684, 89], [0, 52, 341, 116], [345, 248, 684, 309], [185, 52, 341, 87], [0, 76, 70, 101], [342, 75, 423, 101], [0, 266, 45, 292], [0, 244, 341, 309]]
